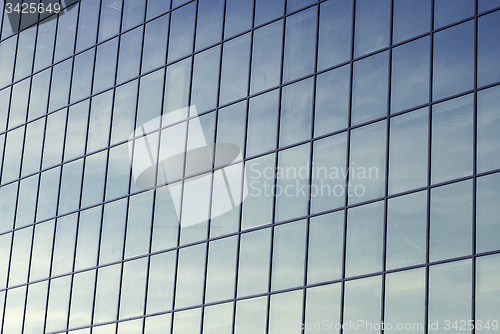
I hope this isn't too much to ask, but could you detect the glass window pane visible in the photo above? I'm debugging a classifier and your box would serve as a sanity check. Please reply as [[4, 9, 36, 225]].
[[98, 0, 122, 42], [393, 0, 431, 44], [250, 20, 283, 94], [173, 308, 201, 334], [219, 33, 251, 106], [42, 109, 66, 169], [137, 69, 164, 130], [14, 25, 36, 81], [28, 69, 50, 121], [283, 7, 317, 83], [317, 0, 353, 70], [2, 126, 24, 183], [343, 276, 382, 334], [64, 101, 89, 161], [348, 121, 387, 205], [105, 143, 130, 201], [21, 118, 44, 176], [24, 281, 48, 334], [36, 167, 61, 222], [476, 254, 500, 324], [287, 0, 315, 13], [314, 64, 350, 137], [125, 190, 153, 258], [433, 21, 474, 101], [386, 191, 427, 270], [478, 85, 500, 173], [203, 302, 233, 334], [15, 175, 38, 229], [191, 46, 220, 114], [274, 144, 310, 222], [93, 37, 118, 94], [111, 80, 137, 145], [430, 180, 472, 262], [93, 264, 121, 324], [81, 151, 107, 208], [142, 14, 169, 74], [145, 314, 172, 334], [271, 220, 306, 291], [45, 276, 72, 333], [346, 201, 384, 277], [117, 27, 143, 84], [122, 0, 146, 31], [0, 88, 10, 132], [184, 112, 215, 176], [215, 101, 246, 167], [118, 319, 144, 334], [241, 154, 275, 230], [351, 51, 389, 125], [388, 107, 428, 194], [54, 3, 78, 63], [224, 0, 253, 39], [479, 0, 500, 12], [0, 182, 17, 232], [3, 286, 26, 334], [434, 0, 474, 29], [195, 0, 224, 51], [353, 0, 390, 57], [75, 206, 102, 270], [8, 226, 32, 287], [385, 268, 425, 333], [391, 37, 430, 113], [146, 0, 171, 19], [52, 214, 78, 276], [164, 57, 192, 115], [0, 235, 9, 287], [93, 324, 116, 334], [8, 78, 30, 129], [237, 228, 271, 297], [428, 260, 472, 328], [87, 91, 113, 153], [269, 290, 303, 334], [146, 251, 176, 314], [175, 243, 206, 309], [255, 0, 284, 26], [310, 133, 347, 214], [29, 220, 55, 282], [167, 2, 195, 62], [431, 94, 473, 184], [246, 90, 278, 158], [58, 159, 83, 215], [99, 198, 127, 265], [48, 58, 72, 113], [307, 211, 344, 284], [69, 270, 96, 329], [478, 11, 500, 88], [119, 258, 148, 319], [205, 236, 237, 303], [33, 17, 56, 72], [76, 0, 100, 52], [151, 185, 180, 252], [477, 172, 500, 253], [279, 77, 313, 147], [234, 297, 267, 334], [304, 284, 341, 333]]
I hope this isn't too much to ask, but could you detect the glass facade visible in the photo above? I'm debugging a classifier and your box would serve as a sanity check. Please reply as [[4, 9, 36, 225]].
[[0, 0, 499, 333]]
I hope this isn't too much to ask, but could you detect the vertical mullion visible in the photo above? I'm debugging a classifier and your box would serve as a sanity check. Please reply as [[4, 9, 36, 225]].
[[425, 1, 435, 334]]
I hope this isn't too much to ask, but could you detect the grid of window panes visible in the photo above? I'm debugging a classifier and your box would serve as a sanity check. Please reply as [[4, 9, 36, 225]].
[[1, 0, 500, 333]]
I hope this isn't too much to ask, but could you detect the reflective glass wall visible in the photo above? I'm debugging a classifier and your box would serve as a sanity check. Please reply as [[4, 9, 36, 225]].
[[0, 0, 500, 333]]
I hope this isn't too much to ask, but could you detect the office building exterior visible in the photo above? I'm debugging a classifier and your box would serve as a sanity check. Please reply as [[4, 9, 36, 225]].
[[0, 0, 499, 333]]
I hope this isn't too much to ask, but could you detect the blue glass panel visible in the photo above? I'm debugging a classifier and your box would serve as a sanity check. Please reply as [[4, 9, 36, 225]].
[[255, 0, 284, 26], [142, 14, 169, 74], [279, 78, 313, 147], [476, 173, 500, 253], [117, 27, 143, 84], [353, 0, 390, 57], [195, 0, 224, 51], [98, 0, 122, 42], [317, 0, 353, 70], [477, 85, 500, 172], [76, 0, 100, 52], [478, 10, 500, 87], [433, 21, 474, 101], [391, 37, 430, 113], [49, 59, 73, 112], [167, 2, 196, 62], [434, 0, 474, 29], [224, 0, 253, 39], [393, 0, 431, 43]]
